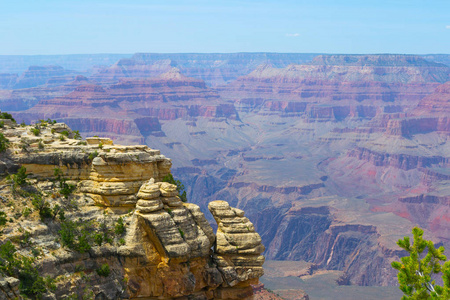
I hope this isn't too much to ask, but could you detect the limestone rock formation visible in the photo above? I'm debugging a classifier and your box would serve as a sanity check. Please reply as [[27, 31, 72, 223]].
[[0, 120, 264, 299], [209, 201, 265, 298]]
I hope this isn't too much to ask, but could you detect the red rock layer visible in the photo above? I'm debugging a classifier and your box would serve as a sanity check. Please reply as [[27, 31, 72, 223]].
[[347, 147, 449, 171], [0, 76, 91, 111], [14, 70, 238, 139], [219, 56, 447, 120]]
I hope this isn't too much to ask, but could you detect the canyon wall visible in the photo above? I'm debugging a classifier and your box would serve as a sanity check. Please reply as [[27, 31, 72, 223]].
[[2, 53, 449, 288]]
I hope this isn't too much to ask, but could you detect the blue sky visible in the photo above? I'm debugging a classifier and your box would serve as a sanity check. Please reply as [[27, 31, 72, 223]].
[[1, 0, 449, 55]]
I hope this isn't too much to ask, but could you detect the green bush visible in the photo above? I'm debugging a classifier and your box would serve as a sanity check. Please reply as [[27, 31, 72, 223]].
[[54, 168, 75, 198], [88, 150, 98, 160], [114, 217, 125, 235], [0, 133, 10, 153], [96, 263, 110, 277], [59, 220, 77, 249], [162, 173, 188, 202], [94, 233, 103, 246], [59, 220, 93, 253], [18, 256, 46, 299], [0, 112, 15, 122], [0, 211, 7, 225], [31, 195, 53, 220], [0, 241, 19, 276], [30, 127, 40, 136], [392, 226, 450, 299], [10, 166, 28, 187], [0, 242, 51, 299], [60, 130, 69, 137], [73, 130, 82, 140]]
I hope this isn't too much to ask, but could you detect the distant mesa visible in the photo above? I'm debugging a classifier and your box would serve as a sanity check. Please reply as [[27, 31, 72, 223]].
[[14, 65, 78, 89]]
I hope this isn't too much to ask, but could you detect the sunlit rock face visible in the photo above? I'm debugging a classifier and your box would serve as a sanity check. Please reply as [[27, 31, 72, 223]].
[[0, 121, 264, 299]]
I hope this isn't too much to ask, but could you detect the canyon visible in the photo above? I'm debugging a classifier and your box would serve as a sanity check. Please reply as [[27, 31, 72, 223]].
[[1, 52, 450, 297]]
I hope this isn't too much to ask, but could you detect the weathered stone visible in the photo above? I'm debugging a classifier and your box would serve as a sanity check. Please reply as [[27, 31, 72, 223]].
[[160, 182, 178, 197], [86, 137, 114, 145], [0, 123, 264, 300], [161, 196, 183, 207], [136, 179, 161, 199]]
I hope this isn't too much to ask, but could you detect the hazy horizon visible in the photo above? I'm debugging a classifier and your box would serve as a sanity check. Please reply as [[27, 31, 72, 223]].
[[1, 51, 450, 57]]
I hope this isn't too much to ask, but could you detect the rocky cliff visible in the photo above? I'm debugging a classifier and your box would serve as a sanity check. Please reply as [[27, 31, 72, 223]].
[[12, 69, 238, 144], [0, 119, 264, 299], [218, 55, 448, 122]]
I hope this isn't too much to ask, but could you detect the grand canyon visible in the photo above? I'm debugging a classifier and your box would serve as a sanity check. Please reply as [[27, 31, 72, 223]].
[[1, 52, 449, 298]]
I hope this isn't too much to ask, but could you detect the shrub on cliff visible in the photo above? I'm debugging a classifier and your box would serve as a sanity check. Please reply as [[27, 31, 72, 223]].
[[0, 242, 53, 299], [0, 241, 19, 276], [96, 263, 110, 277], [0, 211, 7, 226], [162, 173, 187, 202], [31, 194, 53, 220], [73, 130, 81, 140], [30, 126, 41, 136], [114, 217, 125, 235], [59, 219, 94, 253], [8, 166, 28, 188], [0, 112, 16, 123], [54, 168, 75, 198], [0, 133, 10, 153], [392, 226, 450, 299]]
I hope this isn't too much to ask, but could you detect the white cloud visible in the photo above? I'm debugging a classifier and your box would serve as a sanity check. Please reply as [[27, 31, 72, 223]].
[[446, 25, 450, 29], [286, 33, 300, 37]]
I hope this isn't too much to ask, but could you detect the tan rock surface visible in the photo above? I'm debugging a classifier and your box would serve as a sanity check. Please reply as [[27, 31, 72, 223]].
[[0, 122, 264, 299]]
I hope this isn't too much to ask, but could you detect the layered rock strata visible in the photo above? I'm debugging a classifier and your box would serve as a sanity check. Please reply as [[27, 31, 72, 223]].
[[13, 69, 238, 144], [209, 201, 265, 298], [219, 55, 448, 121], [0, 121, 264, 299]]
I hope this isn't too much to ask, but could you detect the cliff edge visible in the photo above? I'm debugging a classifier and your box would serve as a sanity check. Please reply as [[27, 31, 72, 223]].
[[0, 117, 264, 299]]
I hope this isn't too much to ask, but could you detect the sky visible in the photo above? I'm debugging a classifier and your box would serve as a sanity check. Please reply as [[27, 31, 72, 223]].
[[1, 0, 449, 55]]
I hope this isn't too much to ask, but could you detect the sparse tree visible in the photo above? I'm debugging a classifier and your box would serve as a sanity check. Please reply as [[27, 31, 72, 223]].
[[392, 227, 450, 299]]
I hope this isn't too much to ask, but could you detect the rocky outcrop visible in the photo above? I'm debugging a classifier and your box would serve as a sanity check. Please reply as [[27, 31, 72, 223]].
[[0, 121, 264, 299], [209, 201, 265, 298]]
